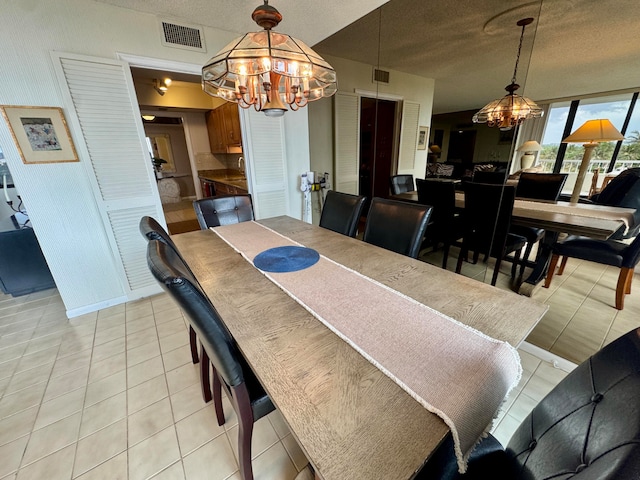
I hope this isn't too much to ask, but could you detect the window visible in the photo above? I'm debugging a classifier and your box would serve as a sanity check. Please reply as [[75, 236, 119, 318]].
[[539, 93, 638, 195]]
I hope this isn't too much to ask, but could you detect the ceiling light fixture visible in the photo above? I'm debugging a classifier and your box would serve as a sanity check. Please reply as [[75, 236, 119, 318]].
[[153, 78, 172, 96], [141, 114, 156, 121], [473, 18, 543, 130], [201, 0, 337, 117]]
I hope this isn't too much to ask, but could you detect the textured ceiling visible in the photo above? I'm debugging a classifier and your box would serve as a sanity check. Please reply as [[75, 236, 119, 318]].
[[96, 0, 640, 114]]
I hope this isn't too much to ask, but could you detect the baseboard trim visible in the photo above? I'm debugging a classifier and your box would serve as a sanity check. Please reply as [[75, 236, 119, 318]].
[[519, 341, 578, 373], [66, 295, 128, 318]]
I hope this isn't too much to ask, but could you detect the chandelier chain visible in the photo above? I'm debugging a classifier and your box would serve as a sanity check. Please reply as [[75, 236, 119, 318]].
[[511, 22, 527, 85]]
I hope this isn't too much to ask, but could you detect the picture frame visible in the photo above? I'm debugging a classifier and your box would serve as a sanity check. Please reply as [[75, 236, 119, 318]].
[[417, 125, 429, 150], [1, 105, 79, 164]]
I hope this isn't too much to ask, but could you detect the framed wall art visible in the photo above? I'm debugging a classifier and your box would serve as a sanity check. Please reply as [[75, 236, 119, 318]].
[[1, 105, 79, 164], [417, 125, 428, 150]]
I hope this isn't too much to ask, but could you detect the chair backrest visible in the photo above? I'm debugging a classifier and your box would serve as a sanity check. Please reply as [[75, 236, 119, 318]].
[[139, 215, 185, 258], [319, 190, 366, 237], [146, 239, 245, 387], [516, 173, 568, 201], [193, 194, 254, 229], [592, 168, 640, 238], [472, 170, 507, 185], [416, 178, 457, 237], [506, 327, 640, 479], [362, 197, 432, 258], [390, 174, 415, 195], [462, 183, 516, 256]]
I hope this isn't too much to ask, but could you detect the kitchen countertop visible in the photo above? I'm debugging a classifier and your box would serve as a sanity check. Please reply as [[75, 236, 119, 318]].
[[198, 169, 248, 190]]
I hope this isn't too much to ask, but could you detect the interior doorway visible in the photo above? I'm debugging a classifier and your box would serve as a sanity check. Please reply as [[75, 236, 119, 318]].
[[448, 130, 477, 164], [359, 97, 398, 203]]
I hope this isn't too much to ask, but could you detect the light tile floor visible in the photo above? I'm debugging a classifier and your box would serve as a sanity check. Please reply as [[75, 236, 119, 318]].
[[0, 289, 308, 480], [0, 285, 575, 479]]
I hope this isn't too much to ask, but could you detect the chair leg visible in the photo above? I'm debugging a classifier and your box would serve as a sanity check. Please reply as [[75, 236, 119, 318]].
[[544, 254, 561, 288], [616, 267, 633, 310], [199, 344, 212, 403], [455, 247, 466, 274], [232, 385, 256, 480], [491, 256, 502, 286], [213, 372, 225, 426], [441, 242, 450, 270], [558, 256, 568, 276], [627, 270, 633, 294], [519, 242, 535, 278], [511, 247, 522, 279], [189, 326, 199, 364]]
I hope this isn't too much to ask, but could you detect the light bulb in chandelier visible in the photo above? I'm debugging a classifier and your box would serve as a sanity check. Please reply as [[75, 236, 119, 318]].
[[201, 1, 337, 117]]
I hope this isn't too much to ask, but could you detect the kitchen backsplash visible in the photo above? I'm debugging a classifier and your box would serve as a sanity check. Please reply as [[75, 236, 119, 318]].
[[195, 152, 243, 171]]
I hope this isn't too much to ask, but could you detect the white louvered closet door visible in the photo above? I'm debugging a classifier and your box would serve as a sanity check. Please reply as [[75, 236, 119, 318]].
[[398, 101, 420, 171], [51, 52, 164, 298], [334, 93, 360, 194], [240, 109, 290, 219]]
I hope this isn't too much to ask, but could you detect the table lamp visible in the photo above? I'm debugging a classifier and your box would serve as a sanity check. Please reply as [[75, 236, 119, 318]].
[[562, 119, 624, 204], [517, 140, 542, 169]]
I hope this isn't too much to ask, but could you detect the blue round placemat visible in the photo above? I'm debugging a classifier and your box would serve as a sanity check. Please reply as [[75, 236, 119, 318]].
[[253, 246, 320, 273]]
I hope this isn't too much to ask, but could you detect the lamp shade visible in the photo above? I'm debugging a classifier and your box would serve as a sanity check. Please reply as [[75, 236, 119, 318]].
[[562, 119, 624, 144], [517, 140, 542, 153]]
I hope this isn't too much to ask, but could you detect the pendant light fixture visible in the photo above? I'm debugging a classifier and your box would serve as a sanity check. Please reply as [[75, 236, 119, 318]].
[[473, 18, 543, 130], [201, 1, 337, 117]]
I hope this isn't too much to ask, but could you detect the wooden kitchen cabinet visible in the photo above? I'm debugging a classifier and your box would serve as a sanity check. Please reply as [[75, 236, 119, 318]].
[[205, 103, 242, 154]]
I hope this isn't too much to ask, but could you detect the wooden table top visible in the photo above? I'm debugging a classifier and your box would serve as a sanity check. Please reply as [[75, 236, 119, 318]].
[[173, 217, 548, 480], [392, 191, 635, 240]]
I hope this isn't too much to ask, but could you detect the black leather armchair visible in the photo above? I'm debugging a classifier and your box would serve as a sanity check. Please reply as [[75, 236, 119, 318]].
[[544, 233, 640, 310], [319, 190, 366, 237], [390, 174, 415, 195], [417, 327, 640, 479], [193, 194, 254, 229], [363, 197, 431, 258]]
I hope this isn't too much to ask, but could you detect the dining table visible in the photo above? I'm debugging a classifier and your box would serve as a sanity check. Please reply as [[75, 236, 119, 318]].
[[391, 190, 637, 296], [172, 216, 548, 480]]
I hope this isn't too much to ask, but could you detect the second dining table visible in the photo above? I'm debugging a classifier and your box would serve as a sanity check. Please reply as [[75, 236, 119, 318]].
[[172, 216, 548, 480], [392, 190, 637, 295]]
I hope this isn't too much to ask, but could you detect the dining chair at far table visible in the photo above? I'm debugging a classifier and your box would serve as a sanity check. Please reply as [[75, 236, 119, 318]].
[[544, 233, 640, 310], [416, 326, 640, 480], [139, 216, 200, 366], [193, 194, 254, 229], [146, 239, 275, 480], [416, 178, 463, 269], [511, 172, 568, 277], [390, 174, 415, 195], [363, 197, 432, 259], [455, 183, 526, 286], [319, 190, 367, 237], [587, 167, 640, 239]]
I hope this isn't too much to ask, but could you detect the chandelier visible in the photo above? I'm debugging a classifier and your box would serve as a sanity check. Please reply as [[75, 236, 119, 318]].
[[473, 18, 543, 130], [201, 1, 337, 117]]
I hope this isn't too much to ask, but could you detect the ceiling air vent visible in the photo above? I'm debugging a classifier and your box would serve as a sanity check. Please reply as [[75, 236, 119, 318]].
[[160, 20, 206, 52], [373, 68, 390, 84]]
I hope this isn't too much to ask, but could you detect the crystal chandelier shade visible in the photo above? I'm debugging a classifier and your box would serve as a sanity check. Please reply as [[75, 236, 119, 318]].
[[202, 2, 337, 117]]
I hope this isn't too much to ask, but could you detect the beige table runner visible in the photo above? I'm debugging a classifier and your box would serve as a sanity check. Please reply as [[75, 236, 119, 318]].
[[212, 221, 521, 473], [516, 199, 634, 233]]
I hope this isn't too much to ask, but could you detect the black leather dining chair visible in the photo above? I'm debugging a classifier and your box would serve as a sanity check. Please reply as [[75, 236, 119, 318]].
[[362, 197, 432, 258], [146, 239, 275, 480], [193, 194, 254, 229], [390, 174, 415, 195], [455, 184, 526, 286], [589, 167, 640, 239], [139, 216, 200, 366], [417, 326, 640, 480], [416, 178, 463, 269], [544, 233, 640, 310], [511, 173, 567, 276], [319, 190, 367, 237]]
